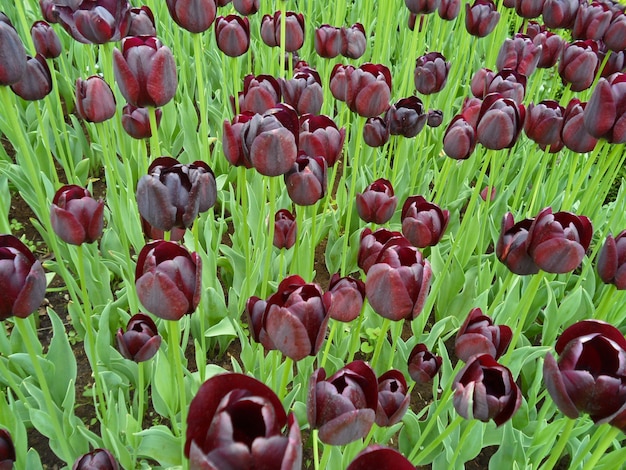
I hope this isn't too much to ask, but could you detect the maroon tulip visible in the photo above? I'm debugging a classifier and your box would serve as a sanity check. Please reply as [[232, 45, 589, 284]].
[[39, 1, 57, 24], [485, 69, 527, 104], [375, 370, 410, 427], [341, 23, 367, 59], [136, 157, 217, 231], [116, 313, 161, 362], [597, 231, 626, 289], [307, 361, 378, 445], [427, 109, 444, 127], [358, 228, 409, 274], [0, 428, 15, 469], [122, 104, 162, 139], [215, 15, 250, 57], [561, 98, 598, 152], [455, 308, 513, 362], [453, 354, 522, 426], [273, 209, 297, 250], [356, 178, 398, 224], [75, 76, 116, 123], [524, 100, 565, 150], [572, 1, 612, 40], [245, 295, 276, 351], [347, 446, 415, 470], [533, 31, 565, 68], [260, 11, 305, 52], [480, 185, 497, 201], [414, 52, 450, 95], [185, 373, 301, 469], [10, 54, 52, 101], [222, 112, 254, 168], [470, 67, 495, 99], [604, 11, 626, 52], [584, 72, 626, 143], [439, 0, 462, 20], [346, 63, 392, 118], [0, 20, 26, 86], [232, 0, 260, 16], [597, 46, 625, 78], [329, 63, 355, 102], [558, 39, 599, 92], [128, 6, 157, 36], [237, 74, 281, 115], [407, 343, 442, 384], [496, 35, 542, 76], [326, 273, 366, 322], [405, 0, 441, 14], [496, 212, 540, 275], [165, 0, 216, 33], [113, 36, 178, 108], [514, 0, 545, 19], [72, 448, 119, 470], [363, 116, 390, 147], [284, 154, 327, 206], [281, 66, 323, 115], [135, 240, 201, 321], [465, 0, 501, 37], [476, 93, 525, 150], [53, 0, 131, 44], [401, 195, 449, 248], [443, 115, 477, 160], [542, 0, 579, 29], [31, 20, 61, 59], [314, 24, 343, 58], [50, 185, 104, 245], [385, 96, 428, 138], [298, 114, 345, 167], [543, 320, 626, 429]]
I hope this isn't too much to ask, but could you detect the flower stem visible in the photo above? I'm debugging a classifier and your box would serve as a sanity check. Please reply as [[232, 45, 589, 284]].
[[370, 318, 391, 372], [278, 356, 293, 401], [582, 425, 621, 470], [538, 418, 576, 470], [148, 106, 161, 159]]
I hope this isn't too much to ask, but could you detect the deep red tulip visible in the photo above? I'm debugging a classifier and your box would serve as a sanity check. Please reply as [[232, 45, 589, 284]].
[[215, 15, 249, 57], [427, 109, 444, 127], [542, 0, 579, 29], [356, 178, 397, 224], [341, 23, 366, 59], [298, 114, 345, 167], [385, 96, 428, 138], [561, 98, 598, 152], [524, 100, 565, 150], [455, 308, 513, 362], [597, 231, 626, 289], [237, 74, 281, 115], [284, 154, 327, 206], [165, 0, 216, 33], [122, 104, 161, 139], [358, 228, 409, 274], [116, 313, 161, 362], [496, 212, 540, 275], [443, 115, 477, 160], [75, 76, 116, 123], [11, 54, 52, 101], [128, 6, 156, 36], [329, 63, 355, 102], [54, 0, 131, 44], [327, 273, 366, 322], [514, 0, 545, 19], [273, 209, 297, 250], [232, 0, 260, 16], [597, 46, 626, 78], [470, 67, 495, 99], [363, 116, 390, 147], [584, 72, 626, 143], [31, 20, 61, 59], [405, 0, 441, 14], [414, 52, 450, 95], [558, 39, 599, 92], [245, 295, 276, 351], [496, 34, 541, 76], [401, 195, 449, 248], [476, 93, 525, 150], [222, 112, 254, 168], [0, 429, 15, 469], [465, 0, 500, 37], [533, 30, 565, 68], [572, 1, 612, 40], [50, 185, 104, 245], [407, 343, 442, 384], [281, 67, 323, 115], [484, 69, 527, 103], [347, 446, 415, 470], [260, 11, 305, 52], [375, 370, 410, 427], [439, 0, 461, 20], [604, 11, 626, 52], [0, 20, 26, 86], [480, 185, 497, 201], [346, 63, 392, 118], [39, 0, 57, 24], [72, 448, 119, 470], [314, 24, 343, 58]]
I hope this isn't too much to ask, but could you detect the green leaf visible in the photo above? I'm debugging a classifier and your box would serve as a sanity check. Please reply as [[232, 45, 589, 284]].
[[136, 425, 182, 467], [46, 308, 77, 404]]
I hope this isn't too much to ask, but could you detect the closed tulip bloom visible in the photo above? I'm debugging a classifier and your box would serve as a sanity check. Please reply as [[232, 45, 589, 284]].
[[299, 114, 345, 167], [408, 343, 442, 384], [11, 54, 52, 101], [346, 63, 392, 118], [443, 115, 477, 160], [215, 15, 250, 57], [524, 100, 565, 149], [54, 0, 131, 44], [122, 104, 162, 139], [597, 47, 626, 78], [50, 185, 104, 245], [284, 154, 327, 206], [0, 429, 15, 469], [363, 116, 390, 147], [135, 240, 201, 321], [273, 209, 297, 250], [558, 39, 599, 92], [75, 76, 116, 123], [604, 11, 626, 52], [514, 0, 545, 18], [356, 178, 397, 224], [245, 295, 276, 351], [439, 0, 461, 20], [308, 361, 378, 445], [496, 212, 540, 275], [31, 20, 61, 59], [465, 0, 500, 37], [401, 195, 449, 248], [453, 354, 521, 426], [347, 446, 415, 470], [327, 273, 365, 322], [329, 63, 355, 102], [0, 20, 26, 86], [281, 67, 323, 115], [113, 36, 178, 108], [572, 1, 612, 40], [165, 0, 216, 33], [237, 74, 281, 115], [116, 313, 161, 362], [136, 157, 217, 231], [341, 23, 366, 59], [485, 69, 527, 104], [314, 24, 343, 58], [542, 0, 579, 29], [72, 448, 119, 470], [543, 320, 626, 429], [496, 35, 542, 76], [233, 0, 260, 16], [533, 31, 565, 68], [584, 73, 626, 143], [260, 11, 305, 52], [470, 67, 495, 99], [476, 93, 525, 150], [597, 231, 626, 289], [386, 96, 428, 137], [414, 52, 450, 95], [561, 98, 598, 152], [358, 227, 409, 274], [428, 109, 444, 128], [405, 0, 441, 14], [186, 373, 301, 469], [128, 6, 156, 36], [375, 370, 410, 427], [455, 308, 513, 362], [39, 1, 57, 24], [222, 112, 254, 168]]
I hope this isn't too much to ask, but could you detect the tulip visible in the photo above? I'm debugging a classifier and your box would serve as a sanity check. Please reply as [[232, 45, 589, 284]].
[[0, 20, 26, 86], [136, 157, 217, 231], [10, 54, 52, 101], [358, 227, 409, 274], [455, 308, 513, 362], [0, 429, 15, 469], [414, 52, 450, 95], [50, 185, 104, 246], [524, 100, 565, 150], [273, 209, 297, 250], [597, 47, 625, 78], [135, 240, 201, 321], [375, 370, 410, 427], [356, 178, 397, 225], [385, 96, 428, 138], [514, 0, 544, 19], [299, 114, 345, 167], [264, 275, 331, 361], [572, 1, 612, 41], [407, 343, 442, 384], [439, 0, 461, 20], [72, 448, 119, 470], [533, 30, 565, 69], [232, 0, 260, 16], [245, 295, 276, 351], [365, 242, 432, 321], [113, 36, 178, 108], [75, 76, 116, 123], [122, 104, 161, 139], [222, 112, 254, 168], [496, 34, 542, 76], [401, 195, 449, 248], [54, 0, 131, 44], [597, 231, 626, 289], [260, 11, 305, 52], [347, 446, 415, 470], [346, 63, 392, 118], [496, 212, 540, 275], [280, 66, 323, 115], [427, 109, 444, 127], [476, 93, 525, 150], [341, 23, 367, 59], [470, 67, 495, 99], [604, 11, 626, 52], [405, 0, 441, 14], [480, 186, 497, 201], [485, 69, 527, 104], [284, 154, 327, 206], [215, 14, 250, 57], [307, 360, 378, 445], [31, 20, 62, 59], [465, 0, 500, 37], [39, 0, 57, 24], [237, 74, 281, 115], [165, 0, 216, 33], [329, 63, 355, 102], [116, 313, 161, 362], [363, 116, 390, 147], [128, 6, 156, 36], [314, 24, 343, 58], [443, 115, 477, 160], [543, 320, 626, 429], [561, 98, 598, 153], [0, 235, 46, 320], [326, 273, 366, 322], [185, 373, 302, 469], [558, 39, 599, 92], [542, 0, 579, 29], [584, 73, 626, 143]]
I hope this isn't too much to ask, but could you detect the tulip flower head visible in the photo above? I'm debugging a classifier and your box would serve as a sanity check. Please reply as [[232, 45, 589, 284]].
[[215, 14, 250, 57], [357, 227, 409, 274], [346, 63, 392, 118], [273, 209, 297, 250], [455, 307, 513, 362], [75, 76, 117, 123], [465, 0, 501, 37], [245, 295, 276, 352], [363, 116, 390, 147], [341, 23, 367, 59], [405, 0, 441, 15], [347, 445, 415, 470], [0, 19, 26, 86], [597, 230, 626, 289], [222, 112, 255, 168], [128, 6, 157, 36], [400, 195, 449, 248], [414, 52, 450, 95], [584, 72, 626, 144], [496, 212, 540, 275], [50, 185, 105, 245], [53, 0, 131, 44], [284, 154, 327, 206], [116, 313, 162, 362], [31, 20, 62, 59], [233, 0, 260, 16], [260, 11, 305, 52], [375, 370, 410, 427], [542, 0, 579, 29], [280, 66, 323, 115], [72, 448, 119, 470], [165, 0, 216, 33], [561, 98, 598, 153], [237, 74, 282, 115], [326, 273, 366, 323], [356, 178, 398, 224], [122, 104, 162, 139], [298, 114, 345, 167], [475, 93, 526, 150], [407, 343, 442, 384], [315, 24, 343, 58], [11, 54, 52, 101], [385, 96, 428, 138], [558, 39, 599, 92], [524, 100, 565, 150]]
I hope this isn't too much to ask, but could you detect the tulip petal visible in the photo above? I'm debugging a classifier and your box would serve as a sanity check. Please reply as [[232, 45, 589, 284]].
[[147, 46, 178, 106], [366, 264, 414, 321], [264, 306, 312, 361], [50, 206, 86, 245], [318, 408, 375, 445], [584, 78, 615, 138], [113, 48, 141, 105], [13, 261, 46, 318], [543, 353, 580, 419], [136, 271, 190, 320], [532, 239, 585, 273]]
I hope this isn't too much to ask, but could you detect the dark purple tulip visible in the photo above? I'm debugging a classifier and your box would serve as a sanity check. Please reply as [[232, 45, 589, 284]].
[[526, 207, 593, 274], [245, 295, 276, 351], [514, 0, 545, 18], [443, 115, 477, 160], [476, 93, 525, 150], [50, 185, 104, 245], [485, 69, 527, 104], [72, 448, 119, 470], [116, 313, 161, 362], [480, 185, 497, 201], [54, 0, 131, 44], [584, 72, 626, 143], [314, 24, 343, 58], [542, 0, 579, 29], [240, 105, 299, 176], [455, 308, 513, 362], [401, 195, 449, 248], [533, 31, 565, 68], [31, 20, 61, 59], [273, 209, 297, 250], [346, 63, 392, 118], [561, 98, 599, 152], [572, 1, 612, 40], [281, 67, 323, 115], [0, 235, 46, 320], [232, 0, 260, 16], [329, 63, 355, 102], [237, 74, 281, 115], [327, 273, 366, 322], [140, 215, 185, 242], [375, 370, 410, 427], [543, 320, 626, 429], [496, 212, 540, 275], [284, 154, 327, 206], [222, 112, 254, 168], [264, 275, 331, 361], [453, 354, 521, 426], [439, 0, 462, 20], [405, 0, 441, 14], [597, 231, 626, 289], [465, 0, 500, 37], [358, 228, 409, 274], [363, 116, 390, 147], [135, 240, 201, 321], [407, 343, 442, 384], [299, 114, 345, 167], [427, 109, 444, 127], [365, 242, 432, 321], [136, 157, 217, 231], [385, 96, 428, 138], [122, 104, 161, 139], [165, 0, 216, 33], [470, 67, 495, 99], [75, 76, 116, 123], [0, 20, 26, 86], [414, 52, 450, 95], [341, 23, 366, 59], [558, 39, 599, 92], [113, 36, 178, 108], [185, 373, 301, 469], [604, 11, 626, 52], [524, 100, 565, 150], [215, 15, 250, 57], [356, 178, 397, 224], [496, 35, 542, 76], [347, 446, 415, 470], [10, 54, 52, 101], [597, 47, 625, 78], [0, 429, 15, 470], [260, 11, 305, 52], [128, 6, 156, 36], [459, 95, 484, 126], [40, 0, 57, 24], [307, 360, 378, 445]]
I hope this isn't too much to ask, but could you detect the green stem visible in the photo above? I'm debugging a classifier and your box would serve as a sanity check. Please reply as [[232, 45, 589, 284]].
[[370, 318, 391, 372], [346, 307, 365, 363], [313, 429, 320, 470], [261, 177, 278, 298], [320, 320, 338, 369], [148, 106, 161, 159], [193, 33, 211, 163], [582, 425, 621, 470], [278, 356, 293, 401], [411, 414, 465, 464], [167, 319, 186, 440], [538, 418, 576, 470]]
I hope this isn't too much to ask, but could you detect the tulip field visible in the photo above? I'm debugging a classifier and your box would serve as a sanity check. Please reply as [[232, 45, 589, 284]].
[[2, 0, 626, 468]]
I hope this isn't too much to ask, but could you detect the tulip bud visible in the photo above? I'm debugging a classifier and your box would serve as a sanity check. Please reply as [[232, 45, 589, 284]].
[[341, 23, 367, 59], [54, 1, 131, 44], [128, 6, 157, 36], [222, 112, 254, 168], [116, 313, 161, 362], [329, 63, 355, 102], [31, 20, 61, 59], [11, 54, 52, 101], [485, 69, 527, 104], [75, 76, 117, 123], [315, 24, 343, 58], [470, 67, 495, 99], [327, 273, 365, 322], [414, 52, 450, 95], [358, 228, 409, 274], [401, 195, 449, 248], [284, 154, 327, 206], [480, 185, 497, 201], [281, 67, 323, 115], [561, 98, 598, 152], [524, 100, 565, 150], [72, 448, 119, 470], [455, 308, 513, 362], [443, 115, 477, 160], [375, 370, 410, 427], [496, 34, 542, 76], [215, 14, 250, 57], [604, 11, 626, 52], [584, 73, 626, 143], [346, 63, 392, 118], [533, 31, 565, 69], [165, 0, 216, 33], [439, 0, 462, 20], [260, 11, 305, 52], [0, 20, 26, 86], [572, 1, 612, 40], [356, 178, 397, 224], [597, 231, 626, 289], [465, 0, 501, 37], [385, 96, 428, 138], [542, 0, 579, 29], [237, 74, 281, 114], [407, 343, 442, 384], [299, 114, 345, 167], [514, 0, 544, 18], [496, 212, 540, 275], [50, 185, 105, 245], [233, 0, 260, 16], [122, 104, 162, 139], [475, 93, 525, 150], [0, 429, 16, 468], [558, 39, 599, 92], [273, 209, 297, 250], [427, 109, 444, 127], [363, 116, 390, 147]]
